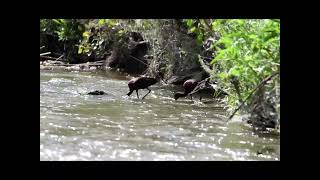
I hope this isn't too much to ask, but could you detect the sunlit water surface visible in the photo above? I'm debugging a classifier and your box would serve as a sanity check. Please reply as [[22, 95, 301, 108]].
[[40, 70, 280, 161]]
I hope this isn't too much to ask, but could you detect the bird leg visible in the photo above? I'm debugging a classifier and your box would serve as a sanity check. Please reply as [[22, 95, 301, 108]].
[[190, 94, 193, 100], [142, 87, 151, 99], [136, 90, 139, 99]]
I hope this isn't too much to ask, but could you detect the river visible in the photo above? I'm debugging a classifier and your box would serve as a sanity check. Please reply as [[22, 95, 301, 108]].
[[40, 69, 280, 161]]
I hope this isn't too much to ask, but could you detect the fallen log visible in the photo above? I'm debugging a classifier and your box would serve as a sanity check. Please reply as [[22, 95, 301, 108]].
[[40, 55, 68, 62], [40, 52, 51, 56], [55, 54, 64, 61], [41, 62, 104, 66]]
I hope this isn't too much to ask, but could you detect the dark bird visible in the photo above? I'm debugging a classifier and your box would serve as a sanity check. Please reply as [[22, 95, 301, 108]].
[[126, 77, 158, 99], [174, 78, 228, 101], [189, 83, 217, 101], [174, 79, 199, 100], [189, 82, 228, 101]]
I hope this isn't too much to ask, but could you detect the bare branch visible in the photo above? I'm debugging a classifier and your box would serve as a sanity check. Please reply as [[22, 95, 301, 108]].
[[228, 72, 279, 120]]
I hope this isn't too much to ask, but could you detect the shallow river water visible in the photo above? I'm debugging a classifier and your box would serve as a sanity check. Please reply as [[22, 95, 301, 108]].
[[40, 69, 280, 161]]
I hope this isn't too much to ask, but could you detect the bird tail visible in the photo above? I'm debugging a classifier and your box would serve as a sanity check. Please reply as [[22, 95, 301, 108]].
[[127, 90, 133, 96]]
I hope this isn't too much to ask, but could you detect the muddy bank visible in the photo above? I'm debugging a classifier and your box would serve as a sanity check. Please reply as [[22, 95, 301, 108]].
[[40, 60, 101, 71]]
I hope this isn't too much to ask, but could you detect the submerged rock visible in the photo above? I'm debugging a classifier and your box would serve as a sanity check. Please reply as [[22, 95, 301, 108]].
[[87, 90, 107, 95]]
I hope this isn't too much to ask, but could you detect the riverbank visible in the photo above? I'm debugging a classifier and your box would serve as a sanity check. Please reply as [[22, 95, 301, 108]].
[[40, 60, 102, 71]]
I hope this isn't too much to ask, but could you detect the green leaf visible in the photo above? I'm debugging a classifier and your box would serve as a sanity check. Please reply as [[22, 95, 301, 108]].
[[219, 72, 228, 79], [118, 30, 124, 35], [52, 19, 62, 25], [186, 19, 193, 27], [107, 19, 116, 27], [219, 37, 232, 47], [197, 33, 204, 43], [211, 57, 219, 64], [229, 67, 240, 76], [78, 45, 84, 54], [82, 31, 89, 38], [189, 26, 196, 33], [236, 19, 244, 26], [98, 19, 106, 25]]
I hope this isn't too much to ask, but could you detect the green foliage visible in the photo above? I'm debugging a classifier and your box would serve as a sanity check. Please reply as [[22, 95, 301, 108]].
[[183, 19, 207, 44], [55, 19, 85, 41], [40, 19, 59, 33], [77, 19, 126, 56], [98, 19, 106, 25], [211, 19, 279, 106], [184, 19, 280, 113], [40, 19, 85, 41]]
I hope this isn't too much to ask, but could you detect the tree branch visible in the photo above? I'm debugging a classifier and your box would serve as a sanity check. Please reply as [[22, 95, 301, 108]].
[[40, 52, 51, 56], [228, 72, 279, 120], [40, 55, 68, 62]]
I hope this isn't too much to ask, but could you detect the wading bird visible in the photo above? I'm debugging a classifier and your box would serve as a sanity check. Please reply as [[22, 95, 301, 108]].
[[127, 77, 158, 99]]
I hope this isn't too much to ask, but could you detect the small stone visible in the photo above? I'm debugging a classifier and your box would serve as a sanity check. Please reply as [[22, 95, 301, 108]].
[[87, 90, 107, 95]]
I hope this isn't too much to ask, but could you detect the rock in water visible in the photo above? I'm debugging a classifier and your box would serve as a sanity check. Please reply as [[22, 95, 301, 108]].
[[87, 90, 107, 95]]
